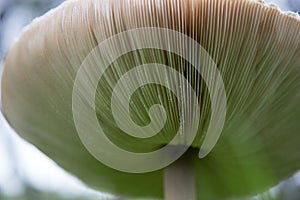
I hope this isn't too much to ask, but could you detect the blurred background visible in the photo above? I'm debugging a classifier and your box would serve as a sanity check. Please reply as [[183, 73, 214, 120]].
[[0, 0, 299, 200]]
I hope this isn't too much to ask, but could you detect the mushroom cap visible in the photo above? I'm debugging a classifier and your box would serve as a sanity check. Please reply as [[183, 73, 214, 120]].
[[1, 0, 300, 198]]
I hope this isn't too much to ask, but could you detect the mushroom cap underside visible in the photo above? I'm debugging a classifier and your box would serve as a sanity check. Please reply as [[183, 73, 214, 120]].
[[1, 0, 300, 198]]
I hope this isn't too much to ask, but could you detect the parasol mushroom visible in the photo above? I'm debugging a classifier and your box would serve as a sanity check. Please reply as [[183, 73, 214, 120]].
[[1, 0, 300, 199]]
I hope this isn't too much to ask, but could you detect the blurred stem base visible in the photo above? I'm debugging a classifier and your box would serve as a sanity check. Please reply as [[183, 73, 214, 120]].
[[164, 152, 196, 200]]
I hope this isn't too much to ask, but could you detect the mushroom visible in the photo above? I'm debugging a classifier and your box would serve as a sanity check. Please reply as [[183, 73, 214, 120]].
[[1, 0, 300, 199]]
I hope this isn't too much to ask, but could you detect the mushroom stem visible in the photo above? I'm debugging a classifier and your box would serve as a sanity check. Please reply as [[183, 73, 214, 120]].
[[164, 154, 196, 200]]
